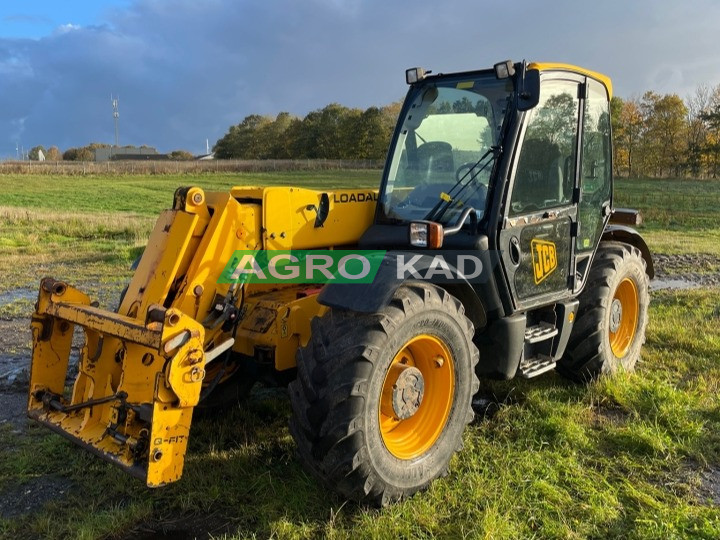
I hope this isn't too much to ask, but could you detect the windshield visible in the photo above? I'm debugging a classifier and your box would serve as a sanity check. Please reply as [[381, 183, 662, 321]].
[[379, 72, 513, 225]]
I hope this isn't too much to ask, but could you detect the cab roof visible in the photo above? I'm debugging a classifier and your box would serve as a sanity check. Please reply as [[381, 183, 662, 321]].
[[528, 62, 613, 99]]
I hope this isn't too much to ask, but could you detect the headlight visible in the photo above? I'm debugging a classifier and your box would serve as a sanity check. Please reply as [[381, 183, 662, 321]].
[[493, 60, 515, 79], [405, 67, 427, 85], [409, 222, 443, 248]]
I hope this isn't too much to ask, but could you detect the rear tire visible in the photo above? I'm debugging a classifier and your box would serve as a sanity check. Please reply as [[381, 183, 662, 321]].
[[289, 283, 479, 506], [558, 242, 650, 381]]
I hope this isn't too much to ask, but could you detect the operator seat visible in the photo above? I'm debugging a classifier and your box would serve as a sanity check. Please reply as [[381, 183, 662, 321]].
[[513, 138, 565, 210], [416, 141, 455, 175]]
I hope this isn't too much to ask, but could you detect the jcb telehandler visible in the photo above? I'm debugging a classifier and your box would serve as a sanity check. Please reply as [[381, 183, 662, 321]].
[[28, 60, 652, 506]]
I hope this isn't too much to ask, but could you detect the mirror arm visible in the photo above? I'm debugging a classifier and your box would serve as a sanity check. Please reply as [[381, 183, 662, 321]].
[[443, 207, 477, 236]]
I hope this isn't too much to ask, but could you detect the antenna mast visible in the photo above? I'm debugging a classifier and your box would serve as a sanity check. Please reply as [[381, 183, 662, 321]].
[[111, 95, 120, 147]]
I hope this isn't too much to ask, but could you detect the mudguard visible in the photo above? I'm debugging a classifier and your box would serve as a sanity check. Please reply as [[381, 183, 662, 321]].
[[317, 251, 494, 329], [601, 224, 654, 278]]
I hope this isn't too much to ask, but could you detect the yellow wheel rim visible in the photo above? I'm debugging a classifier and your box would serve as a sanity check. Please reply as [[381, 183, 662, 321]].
[[379, 334, 455, 460], [609, 277, 639, 358]]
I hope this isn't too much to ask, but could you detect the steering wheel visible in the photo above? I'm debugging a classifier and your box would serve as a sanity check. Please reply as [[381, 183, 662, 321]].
[[456, 161, 486, 183]]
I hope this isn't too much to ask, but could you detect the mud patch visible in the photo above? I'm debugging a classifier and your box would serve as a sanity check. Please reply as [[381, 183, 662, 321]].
[[697, 465, 720, 506], [0, 282, 123, 391], [651, 253, 720, 291], [0, 319, 32, 391], [0, 475, 75, 519], [0, 288, 36, 306], [654, 253, 720, 273], [591, 406, 630, 427], [0, 392, 29, 431], [0, 319, 83, 392]]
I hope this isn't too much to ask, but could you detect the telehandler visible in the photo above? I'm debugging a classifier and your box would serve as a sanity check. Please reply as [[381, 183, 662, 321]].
[[28, 60, 652, 506]]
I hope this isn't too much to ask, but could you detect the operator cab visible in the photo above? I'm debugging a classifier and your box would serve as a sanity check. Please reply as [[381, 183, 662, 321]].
[[361, 60, 615, 319], [377, 69, 513, 231]]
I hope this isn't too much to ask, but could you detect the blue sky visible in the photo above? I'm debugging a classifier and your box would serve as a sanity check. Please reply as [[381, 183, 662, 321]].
[[0, 1, 129, 38], [1, 0, 720, 157]]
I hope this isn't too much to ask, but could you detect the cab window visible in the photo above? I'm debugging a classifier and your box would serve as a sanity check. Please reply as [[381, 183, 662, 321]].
[[577, 79, 612, 251], [510, 79, 579, 216]]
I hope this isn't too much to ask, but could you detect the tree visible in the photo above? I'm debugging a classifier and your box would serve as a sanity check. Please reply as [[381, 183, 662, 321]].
[[293, 104, 361, 159], [611, 97, 643, 177], [45, 146, 62, 161], [263, 112, 297, 159], [63, 147, 94, 161], [28, 145, 47, 161], [214, 114, 274, 159], [685, 85, 712, 177], [638, 92, 687, 177], [698, 84, 720, 178], [349, 107, 389, 159]]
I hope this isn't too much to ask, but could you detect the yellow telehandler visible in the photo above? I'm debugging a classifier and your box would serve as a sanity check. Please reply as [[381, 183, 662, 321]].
[[28, 61, 653, 505]]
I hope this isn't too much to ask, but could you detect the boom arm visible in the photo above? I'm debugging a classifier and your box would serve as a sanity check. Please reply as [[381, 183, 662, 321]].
[[28, 185, 377, 486]]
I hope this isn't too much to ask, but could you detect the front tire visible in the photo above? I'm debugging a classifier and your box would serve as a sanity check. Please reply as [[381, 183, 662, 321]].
[[558, 242, 650, 381], [289, 283, 479, 506]]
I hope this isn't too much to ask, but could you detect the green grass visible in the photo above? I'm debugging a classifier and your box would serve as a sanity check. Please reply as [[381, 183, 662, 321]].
[[0, 171, 380, 216], [1, 289, 718, 539], [614, 178, 720, 255], [0, 172, 719, 538], [0, 173, 716, 254]]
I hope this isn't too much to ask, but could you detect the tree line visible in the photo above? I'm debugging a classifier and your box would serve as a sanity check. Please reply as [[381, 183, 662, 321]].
[[216, 86, 720, 179], [213, 103, 402, 160], [611, 84, 720, 178]]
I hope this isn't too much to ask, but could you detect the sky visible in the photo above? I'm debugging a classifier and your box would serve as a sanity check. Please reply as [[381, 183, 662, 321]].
[[1, 0, 719, 157]]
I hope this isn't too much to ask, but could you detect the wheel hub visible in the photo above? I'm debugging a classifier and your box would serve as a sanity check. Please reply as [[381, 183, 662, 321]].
[[379, 334, 454, 460], [391, 366, 424, 419], [610, 298, 623, 333]]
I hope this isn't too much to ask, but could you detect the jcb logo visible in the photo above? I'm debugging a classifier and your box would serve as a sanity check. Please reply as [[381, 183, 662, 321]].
[[531, 239, 557, 284]]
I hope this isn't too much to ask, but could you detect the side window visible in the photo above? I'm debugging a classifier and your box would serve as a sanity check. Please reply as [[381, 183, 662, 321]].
[[510, 80, 579, 216], [577, 80, 612, 251]]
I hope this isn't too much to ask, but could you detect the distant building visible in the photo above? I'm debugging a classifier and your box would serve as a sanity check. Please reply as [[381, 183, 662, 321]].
[[196, 152, 215, 160], [94, 147, 160, 162]]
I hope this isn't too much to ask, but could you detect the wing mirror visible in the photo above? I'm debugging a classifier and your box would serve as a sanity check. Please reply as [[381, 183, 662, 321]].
[[306, 192, 330, 228]]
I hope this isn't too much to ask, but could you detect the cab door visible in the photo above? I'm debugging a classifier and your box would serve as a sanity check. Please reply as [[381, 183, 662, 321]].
[[574, 79, 613, 291], [499, 77, 581, 310]]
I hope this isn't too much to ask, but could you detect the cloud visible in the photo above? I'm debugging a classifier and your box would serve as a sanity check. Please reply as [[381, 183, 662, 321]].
[[1, 0, 719, 156], [54, 24, 82, 35]]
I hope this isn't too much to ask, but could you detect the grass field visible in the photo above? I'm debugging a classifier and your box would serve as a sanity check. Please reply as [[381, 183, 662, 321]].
[[0, 172, 719, 539]]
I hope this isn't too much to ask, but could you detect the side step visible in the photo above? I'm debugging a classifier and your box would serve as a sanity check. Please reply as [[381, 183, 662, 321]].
[[524, 322, 558, 344], [518, 323, 558, 378], [518, 355, 556, 378]]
